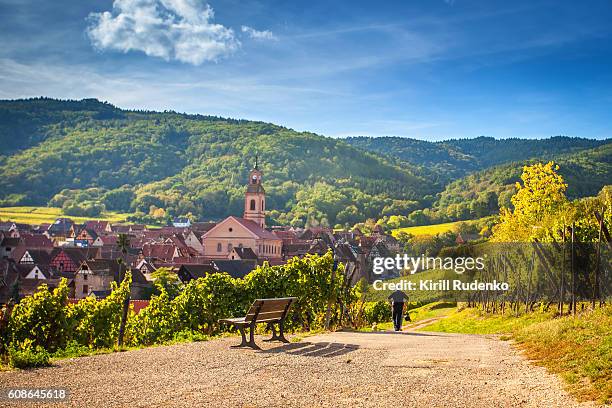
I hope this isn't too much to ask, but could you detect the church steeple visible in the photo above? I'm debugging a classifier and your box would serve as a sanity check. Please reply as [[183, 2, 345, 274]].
[[243, 157, 266, 228]]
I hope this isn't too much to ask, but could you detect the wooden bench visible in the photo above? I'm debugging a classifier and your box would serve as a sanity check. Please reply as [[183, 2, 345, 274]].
[[219, 297, 297, 349]]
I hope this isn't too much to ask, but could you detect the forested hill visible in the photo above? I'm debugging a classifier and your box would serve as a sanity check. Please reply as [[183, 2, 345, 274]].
[[0, 98, 436, 227], [0, 98, 609, 228], [421, 143, 612, 224], [344, 135, 609, 182]]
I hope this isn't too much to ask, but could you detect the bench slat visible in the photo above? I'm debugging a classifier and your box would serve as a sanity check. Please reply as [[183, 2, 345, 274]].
[[245, 310, 285, 321], [257, 299, 294, 313]]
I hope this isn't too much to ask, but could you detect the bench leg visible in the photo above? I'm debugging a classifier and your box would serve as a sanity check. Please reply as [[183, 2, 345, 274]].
[[277, 320, 290, 343], [246, 322, 261, 350], [230, 326, 248, 348], [265, 321, 290, 343], [263, 323, 278, 342]]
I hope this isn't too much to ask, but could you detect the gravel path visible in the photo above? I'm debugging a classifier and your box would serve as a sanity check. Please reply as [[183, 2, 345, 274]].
[[0, 330, 600, 408]]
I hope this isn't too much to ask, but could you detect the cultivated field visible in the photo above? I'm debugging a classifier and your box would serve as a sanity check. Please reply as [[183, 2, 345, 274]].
[[392, 221, 462, 237], [0, 206, 133, 225]]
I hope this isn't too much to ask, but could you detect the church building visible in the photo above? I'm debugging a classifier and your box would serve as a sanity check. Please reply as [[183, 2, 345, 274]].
[[201, 160, 282, 261]]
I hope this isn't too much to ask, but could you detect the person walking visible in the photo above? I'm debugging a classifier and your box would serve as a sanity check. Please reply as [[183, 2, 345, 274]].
[[388, 289, 409, 331]]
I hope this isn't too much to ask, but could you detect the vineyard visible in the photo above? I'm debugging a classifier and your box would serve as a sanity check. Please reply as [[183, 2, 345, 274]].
[[0, 252, 390, 368], [0, 206, 133, 225]]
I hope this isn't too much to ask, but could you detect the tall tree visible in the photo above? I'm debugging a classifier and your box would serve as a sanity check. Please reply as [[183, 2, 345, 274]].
[[492, 162, 568, 241]]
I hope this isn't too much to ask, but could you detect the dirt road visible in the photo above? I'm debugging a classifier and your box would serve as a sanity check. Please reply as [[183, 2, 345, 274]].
[[0, 330, 598, 407]]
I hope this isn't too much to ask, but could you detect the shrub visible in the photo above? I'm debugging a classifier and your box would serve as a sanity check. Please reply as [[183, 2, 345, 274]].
[[7, 279, 69, 352], [52, 341, 92, 359], [172, 329, 210, 343], [126, 289, 175, 346], [364, 301, 392, 324], [66, 273, 131, 348], [8, 340, 51, 369]]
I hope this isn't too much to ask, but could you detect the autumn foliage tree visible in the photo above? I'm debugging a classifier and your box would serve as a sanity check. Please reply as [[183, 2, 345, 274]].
[[492, 162, 568, 241]]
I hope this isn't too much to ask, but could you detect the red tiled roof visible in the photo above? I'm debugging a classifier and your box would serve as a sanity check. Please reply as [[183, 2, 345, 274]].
[[231, 217, 278, 239], [99, 235, 118, 245], [273, 230, 298, 240], [141, 243, 176, 260], [21, 233, 53, 248], [85, 220, 109, 232]]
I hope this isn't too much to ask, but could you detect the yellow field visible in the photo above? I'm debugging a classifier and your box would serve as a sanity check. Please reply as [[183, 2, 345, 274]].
[[0, 206, 133, 225], [392, 221, 461, 237]]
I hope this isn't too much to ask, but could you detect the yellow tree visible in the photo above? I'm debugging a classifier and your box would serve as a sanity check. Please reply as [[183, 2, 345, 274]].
[[492, 162, 568, 242]]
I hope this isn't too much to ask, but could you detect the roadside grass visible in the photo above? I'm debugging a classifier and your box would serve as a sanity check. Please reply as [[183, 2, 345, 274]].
[[407, 301, 457, 323], [422, 305, 612, 404], [359, 301, 457, 332], [0, 206, 135, 225]]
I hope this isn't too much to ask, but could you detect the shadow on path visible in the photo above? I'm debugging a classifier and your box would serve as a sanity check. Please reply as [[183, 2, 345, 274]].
[[337, 329, 443, 337], [260, 341, 359, 358]]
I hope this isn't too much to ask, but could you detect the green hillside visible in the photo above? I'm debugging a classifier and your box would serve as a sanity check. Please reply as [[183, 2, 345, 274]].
[[1, 98, 609, 228], [431, 143, 612, 221], [0, 98, 435, 227], [345, 135, 609, 183]]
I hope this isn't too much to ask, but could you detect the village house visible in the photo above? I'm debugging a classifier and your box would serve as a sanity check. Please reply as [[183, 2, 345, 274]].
[[0, 235, 20, 259], [84, 220, 112, 234], [74, 259, 150, 300], [45, 217, 74, 244], [17, 249, 52, 266], [73, 227, 98, 247], [49, 247, 99, 275], [135, 259, 157, 280], [228, 246, 257, 261], [177, 260, 255, 283], [172, 217, 191, 228]]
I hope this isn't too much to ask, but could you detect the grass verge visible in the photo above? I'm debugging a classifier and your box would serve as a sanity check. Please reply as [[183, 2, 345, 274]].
[[359, 301, 457, 332], [422, 305, 612, 404]]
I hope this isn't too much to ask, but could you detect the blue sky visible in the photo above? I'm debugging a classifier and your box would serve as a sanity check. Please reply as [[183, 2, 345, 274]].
[[1, 0, 611, 140]]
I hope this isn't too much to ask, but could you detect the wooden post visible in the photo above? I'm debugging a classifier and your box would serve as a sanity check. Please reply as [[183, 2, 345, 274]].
[[593, 207, 604, 309], [559, 227, 566, 316], [525, 249, 535, 313], [571, 222, 576, 316]]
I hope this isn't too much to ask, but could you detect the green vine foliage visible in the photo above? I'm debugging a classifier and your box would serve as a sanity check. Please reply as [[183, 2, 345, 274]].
[[66, 272, 132, 349], [3, 253, 359, 356], [7, 279, 70, 352], [363, 301, 392, 324]]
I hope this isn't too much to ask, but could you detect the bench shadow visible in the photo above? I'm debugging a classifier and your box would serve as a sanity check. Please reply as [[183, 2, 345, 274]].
[[259, 341, 359, 358]]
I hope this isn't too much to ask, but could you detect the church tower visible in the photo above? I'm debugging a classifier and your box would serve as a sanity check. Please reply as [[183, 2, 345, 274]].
[[243, 156, 266, 228]]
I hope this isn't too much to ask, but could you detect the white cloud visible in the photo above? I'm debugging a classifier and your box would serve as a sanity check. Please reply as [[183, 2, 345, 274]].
[[241, 25, 277, 41], [86, 0, 240, 65]]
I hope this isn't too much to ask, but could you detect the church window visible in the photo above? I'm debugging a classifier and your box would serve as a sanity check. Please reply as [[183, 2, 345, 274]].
[[217, 243, 222, 252], [250, 199, 256, 211], [227, 243, 233, 252]]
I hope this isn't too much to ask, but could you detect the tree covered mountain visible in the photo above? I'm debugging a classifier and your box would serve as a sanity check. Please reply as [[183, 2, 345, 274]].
[[344, 135, 608, 183], [0, 98, 609, 228], [0, 98, 435, 227], [382, 143, 612, 228]]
